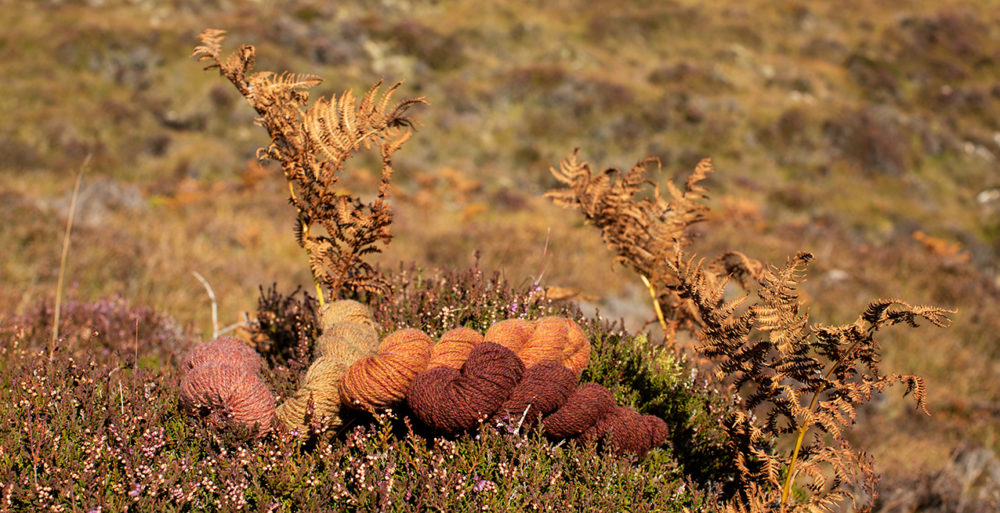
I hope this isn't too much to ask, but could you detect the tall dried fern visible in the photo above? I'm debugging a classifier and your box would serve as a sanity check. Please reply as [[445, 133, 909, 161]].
[[548, 150, 954, 512], [193, 29, 425, 302], [546, 149, 724, 348]]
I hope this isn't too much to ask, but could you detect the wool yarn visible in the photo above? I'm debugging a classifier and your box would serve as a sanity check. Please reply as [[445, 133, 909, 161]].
[[319, 300, 379, 332], [483, 318, 536, 354], [275, 302, 381, 427], [179, 338, 275, 434], [517, 317, 590, 375], [407, 342, 525, 433], [428, 327, 483, 369], [578, 406, 669, 459], [539, 383, 617, 438], [484, 317, 590, 375], [494, 361, 577, 425], [179, 301, 670, 458], [183, 336, 263, 375], [337, 317, 592, 414], [338, 328, 433, 411]]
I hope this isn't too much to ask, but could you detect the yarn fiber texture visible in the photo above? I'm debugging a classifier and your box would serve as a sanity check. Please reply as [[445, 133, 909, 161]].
[[407, 342, 525, 433], [338, 328, 433, 411], [275, 301, 381, 428], [338, 317, 593, 413], [484, 317, 590, 375], [495, 361, 577, 425], [179, 337, 275, 434]]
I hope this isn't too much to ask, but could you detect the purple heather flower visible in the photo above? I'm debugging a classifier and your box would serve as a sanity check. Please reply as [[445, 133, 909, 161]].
[[472, 475, 495, 493]]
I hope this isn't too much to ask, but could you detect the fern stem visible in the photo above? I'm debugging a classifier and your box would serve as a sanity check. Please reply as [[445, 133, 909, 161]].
[[780, 338, 865, 507], [288, 181, 326, 306], [639, 274, 673, 350]]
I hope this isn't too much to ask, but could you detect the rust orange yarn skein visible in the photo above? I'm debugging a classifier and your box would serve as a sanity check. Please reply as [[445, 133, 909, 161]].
[[428, 327, 483, 369], [338, 328, 433, 411], [484, 317, 590, 375]]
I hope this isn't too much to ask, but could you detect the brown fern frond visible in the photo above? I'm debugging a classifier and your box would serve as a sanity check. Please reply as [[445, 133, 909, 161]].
[[191, 28, 227, 64], [549, 148, 953, 511], [194, 29, 424, 301]]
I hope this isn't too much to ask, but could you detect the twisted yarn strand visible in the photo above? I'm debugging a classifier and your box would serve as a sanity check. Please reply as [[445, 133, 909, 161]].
[[339, 328, 433, 410], [275, 301, 381, 428]]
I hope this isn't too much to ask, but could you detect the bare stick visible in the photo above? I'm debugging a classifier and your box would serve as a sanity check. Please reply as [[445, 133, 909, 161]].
[[192, 271, 219, 339], [51, 154, 91, 360]]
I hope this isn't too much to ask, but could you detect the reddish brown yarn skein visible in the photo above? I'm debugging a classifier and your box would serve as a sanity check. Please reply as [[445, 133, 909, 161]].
[[495, 361, 577, 425], [580, 407, 670, 459], [407, 342, 525, 433], [179, 338, 275, 433], [540, 383, 617, 438], [339, 328, 433, 410]]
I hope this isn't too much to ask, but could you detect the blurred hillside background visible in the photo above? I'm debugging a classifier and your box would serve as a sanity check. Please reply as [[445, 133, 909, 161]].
[[1, 0, 998, 509]]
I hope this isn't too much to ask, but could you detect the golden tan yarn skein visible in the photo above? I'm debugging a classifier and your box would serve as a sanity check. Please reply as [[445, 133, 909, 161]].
[[274, 301, 380, 428]]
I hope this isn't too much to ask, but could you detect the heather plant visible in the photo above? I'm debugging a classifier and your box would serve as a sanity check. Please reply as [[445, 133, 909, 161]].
[[0, 269, 730, 512], [369, 256, 563, 336], [12, 293, 193, 367]]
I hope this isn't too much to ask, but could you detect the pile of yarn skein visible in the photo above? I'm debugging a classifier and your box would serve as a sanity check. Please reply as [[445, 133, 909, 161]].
[[180, 300, 668, 458]]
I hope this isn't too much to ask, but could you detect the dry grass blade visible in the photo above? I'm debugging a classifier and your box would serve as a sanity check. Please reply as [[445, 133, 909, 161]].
[[50, 154, 91, 360]]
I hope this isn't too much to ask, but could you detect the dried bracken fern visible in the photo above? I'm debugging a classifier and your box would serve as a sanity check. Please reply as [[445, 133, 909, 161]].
[[548, 150, 955, 512], [193, 29, 425, 302], [547, 149, 730, 348]]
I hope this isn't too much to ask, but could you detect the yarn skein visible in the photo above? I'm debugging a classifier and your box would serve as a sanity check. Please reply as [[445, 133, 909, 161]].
[[494, 361, 577, 425], [517, 317, 590, 375], [539, 383, 617, 439], [578, 407, 670, 459], [338, 328, 433, 411], [183, 336, 263, 375], [274, 321, 379, 427], [428, 327, 483, 369], [178, 302, 669, 459], [179, 338, 275, 434], [339, 317, 592, 415], [407, 342, 525, 433]]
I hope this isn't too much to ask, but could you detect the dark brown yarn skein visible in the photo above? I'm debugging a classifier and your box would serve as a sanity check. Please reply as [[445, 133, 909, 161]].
[[579, 407, 655, 458], [540, 383, 617, 438], [494, 361, 577, 425], [407, 342, 525, 433]]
